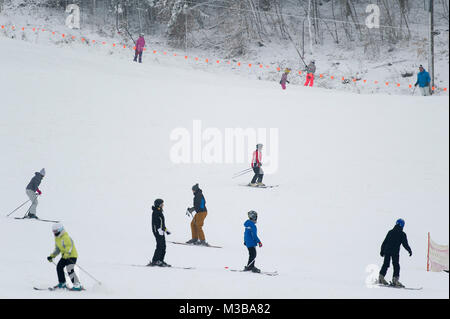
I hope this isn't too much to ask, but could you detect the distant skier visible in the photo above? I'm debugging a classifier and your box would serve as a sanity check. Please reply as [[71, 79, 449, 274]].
[[249, 144, 264, 187], [133, 33, 146, 63], [280, 68, 291, 90], [47, 223, 83, 291], [378, 218, 412, 288], [25, 168, 45, 219], [186, 184, 209, 246], [304, 60, 316, 87], [414, 65, 431, 96], [149, 199, 171, 267], [243, 210, 262, 273]]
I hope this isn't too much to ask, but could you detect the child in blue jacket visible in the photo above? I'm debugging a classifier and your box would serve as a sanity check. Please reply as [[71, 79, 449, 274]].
[[244, 210, 262, 273]]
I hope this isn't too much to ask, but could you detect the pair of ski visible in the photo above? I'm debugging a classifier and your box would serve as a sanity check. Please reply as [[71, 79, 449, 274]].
[[131, 264, 278, 276], [14, 216, 59, 223], [169, 241, 222, 249], [33, 286, 85, 291], [239, 184, 279, 189], [376, 283, 422, 290]]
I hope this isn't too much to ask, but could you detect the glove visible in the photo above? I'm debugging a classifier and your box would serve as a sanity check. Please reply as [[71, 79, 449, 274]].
[[157, 228, 165, 236], [165, 230, 171, 235], [258, 242, 263, 248], [36, 189, 42, 195], [409, 251, 412, 257], [188, 207, 195, 213], [244, 242, 246, 246], [287, 81, 290, 84], [279, 80, 282, 84], [415, 83, 418, 87], [47, 256, 53, 262], [380, 251, 384, 257]]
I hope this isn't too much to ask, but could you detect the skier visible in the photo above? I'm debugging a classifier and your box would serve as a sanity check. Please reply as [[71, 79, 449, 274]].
[[133, 33, 146, 63], [186, 184, 209, 246], [280, 68, 291, 90], [47, 223, 83, 291], [304, 60, 316, 87], [414, 65, 431, 96], [378, 218, 413, 288], [149, 199, 171, 267], [25, 168, 45, 219], [249, 144, 264, 187], [243, 210, 262, 273]]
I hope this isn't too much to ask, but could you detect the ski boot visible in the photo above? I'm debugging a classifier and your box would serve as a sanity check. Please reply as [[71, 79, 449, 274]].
[[52, 283, 67, 290], [391, 277, 405, 288], [26, 214, 38, 219], [243, 266, 252, 272], [70, 283, 84, 291], [186, 239, 198, 244], [248, 183, 257, 187], [257, 182, 266, 187], [378, 274, 389, 286], [251, 267, 261, 273], [147, 260, 161, 267], [198, 240, 209, 246], [160, 261, 172, 267]]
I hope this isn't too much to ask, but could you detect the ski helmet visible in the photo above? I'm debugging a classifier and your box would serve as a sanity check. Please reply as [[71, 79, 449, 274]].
[[40, 168, 46, 177], [192, 183, 200, 192], [256, 143, 263, 150], [396, 218, 405, 229], [154, 198, 164, 208], [248, 210, 258, 221], [52, 223, 64, 236]]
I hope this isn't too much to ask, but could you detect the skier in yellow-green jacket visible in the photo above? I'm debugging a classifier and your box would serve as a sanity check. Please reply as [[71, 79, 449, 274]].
[[47, 223, 83, 291]]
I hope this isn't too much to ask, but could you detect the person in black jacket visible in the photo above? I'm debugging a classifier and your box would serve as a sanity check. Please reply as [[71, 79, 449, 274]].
[[25, 168, 45, 218], [378, 219, 412, 287], [149, 199, 171, 267], [186, 184, 208, 246]]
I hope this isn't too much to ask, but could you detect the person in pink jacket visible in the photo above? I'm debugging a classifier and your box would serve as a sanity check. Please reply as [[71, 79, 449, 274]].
[[134, 33, 146, 63], [280, 68, 291, 90]]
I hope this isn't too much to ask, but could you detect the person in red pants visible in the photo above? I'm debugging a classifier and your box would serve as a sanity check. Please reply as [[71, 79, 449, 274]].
[[304, 60, 316, 87]]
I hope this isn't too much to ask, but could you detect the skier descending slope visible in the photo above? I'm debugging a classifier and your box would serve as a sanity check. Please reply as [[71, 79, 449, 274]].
[[304, 60, 316, 87], [25, 168, 45, 219], [378, 219, 413, 288], [47, 223, 83, 291], [133, 33, 146, 63], [249, 144, 265, 187], [186, 184, 209, 246], [280, 68, 291, 90], [149, 199, 172, 267], [243, 211, 263, 273]]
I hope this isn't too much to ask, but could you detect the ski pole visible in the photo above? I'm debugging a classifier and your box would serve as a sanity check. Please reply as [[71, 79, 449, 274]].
[[412, 86, 416, 95], [76, 264, 102, 285], [6, 199, 31, 217], [232, 169, 253, 179], [233, 168, 252, 177]]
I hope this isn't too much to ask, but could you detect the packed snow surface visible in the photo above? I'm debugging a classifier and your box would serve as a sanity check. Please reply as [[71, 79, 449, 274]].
[[0, 37, 448, 298]]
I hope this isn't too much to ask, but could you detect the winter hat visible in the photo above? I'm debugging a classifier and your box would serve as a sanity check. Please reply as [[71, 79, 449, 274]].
[[39, 168, 46, 176], [192, 183, 200, 192], [396, 218, 405, 229], [285, 68, 291, 73], [52, 223, 64, 236], [256, 143, 263, 150], [248, 210, 258, 221], [154, 198, 164, 208]]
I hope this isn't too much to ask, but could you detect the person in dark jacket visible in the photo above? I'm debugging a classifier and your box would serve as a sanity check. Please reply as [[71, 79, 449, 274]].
[[414, 65, 431, 96], [149, 199, 171, 267], [186, 183, 208, 246], [378, 218, 412, 287], [25, 168, 45, 218], [244, 210, 262, 273]]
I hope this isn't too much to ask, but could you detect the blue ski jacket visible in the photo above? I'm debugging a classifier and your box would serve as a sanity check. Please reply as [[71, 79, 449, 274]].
[[244, 219, 261, 248], [415, 69, 431, 88]]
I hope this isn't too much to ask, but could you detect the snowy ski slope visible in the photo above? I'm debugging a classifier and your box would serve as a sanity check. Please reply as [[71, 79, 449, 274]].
[[0, 37, 448, 298]]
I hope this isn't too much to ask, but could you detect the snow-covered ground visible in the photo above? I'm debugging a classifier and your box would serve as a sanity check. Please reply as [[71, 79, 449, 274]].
[[0, 34, 448, 298], [1, 2, 449, 97]]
